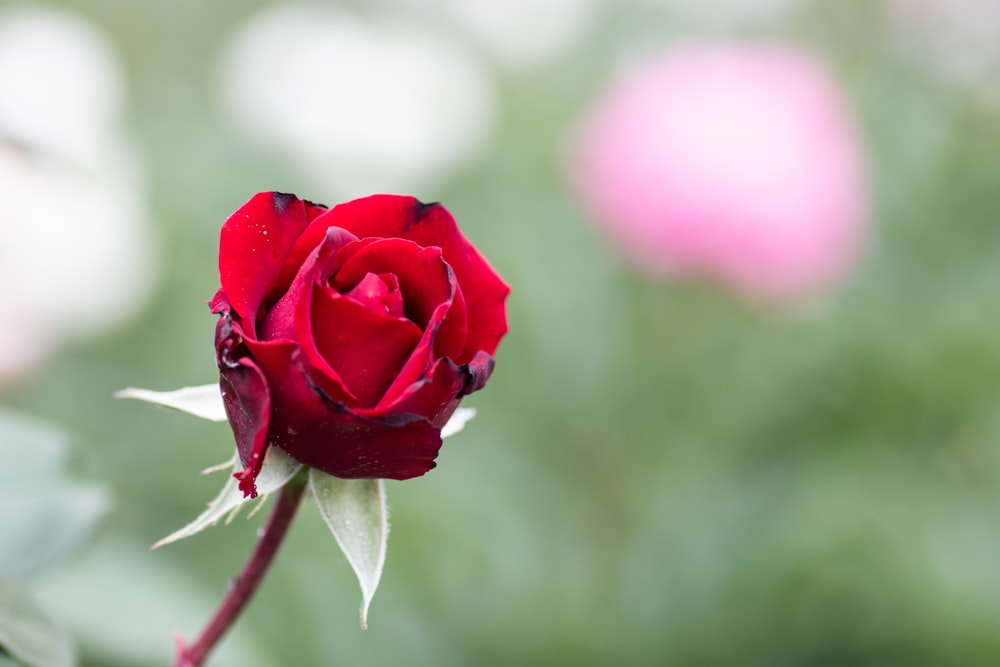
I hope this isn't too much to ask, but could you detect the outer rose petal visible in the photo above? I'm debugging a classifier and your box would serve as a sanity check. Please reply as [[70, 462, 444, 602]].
[[304, 196, 509, 361], [277, 404, 443, 480], [217, 192, 328, 329], [215, 311, 272, 498], [459, 349, 496, 396]]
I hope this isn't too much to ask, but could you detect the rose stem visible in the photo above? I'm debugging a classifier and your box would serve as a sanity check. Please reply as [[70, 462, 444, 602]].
[[174, 473, 309, 667]]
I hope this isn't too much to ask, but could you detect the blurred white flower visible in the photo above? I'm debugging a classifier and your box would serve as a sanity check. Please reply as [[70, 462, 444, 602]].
[[639, 0, 803, 27], [394, 0, 594, 68], [0, 7, 122, 164], [568, 42, 870, 305], [217, 5, 496, 197], [0, 7, 156, 385]]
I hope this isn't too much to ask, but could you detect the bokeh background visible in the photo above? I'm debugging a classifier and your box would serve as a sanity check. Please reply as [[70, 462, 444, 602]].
[[4, 0, 1000, 665]]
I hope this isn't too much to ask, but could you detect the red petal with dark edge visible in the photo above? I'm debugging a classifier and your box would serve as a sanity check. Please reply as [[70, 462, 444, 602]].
[[302, 196, 509, 361], [215, 313, 273, 498], [400, 201, 508, 361], [217, 192, 327, 332], [376, 350, 494, 423], [377, 356, 466, 425]]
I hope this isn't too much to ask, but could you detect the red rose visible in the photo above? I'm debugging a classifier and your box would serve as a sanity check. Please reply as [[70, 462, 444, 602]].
[[210, 192, 509, 497]]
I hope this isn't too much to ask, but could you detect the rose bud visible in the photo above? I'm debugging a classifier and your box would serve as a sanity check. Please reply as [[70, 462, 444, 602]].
[[210, 192, 509, 497]]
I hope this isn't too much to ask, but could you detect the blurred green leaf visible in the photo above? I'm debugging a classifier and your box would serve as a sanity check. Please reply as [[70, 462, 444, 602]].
[[309, 472, 387, 630], [33, 536, 272, 667], [0, 410, 109, 580], [0, 576, 74, 667]]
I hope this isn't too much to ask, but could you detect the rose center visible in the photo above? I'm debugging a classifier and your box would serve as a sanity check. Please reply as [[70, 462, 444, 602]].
[[342, 272, 406, 319]]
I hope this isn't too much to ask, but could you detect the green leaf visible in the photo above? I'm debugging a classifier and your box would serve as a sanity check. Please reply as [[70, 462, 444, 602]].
[[308, 471, 388, 629], [115, 384, 227, 422], [0, 410, 110, 580], [0, 576, 75, 667], [153, 446, 302, 549]]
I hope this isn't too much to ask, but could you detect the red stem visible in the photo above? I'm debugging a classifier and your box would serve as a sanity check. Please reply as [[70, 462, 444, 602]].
[[174, 476, 308, 667]]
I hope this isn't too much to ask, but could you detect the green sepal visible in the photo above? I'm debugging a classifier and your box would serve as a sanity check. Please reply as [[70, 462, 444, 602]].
[[115, 384, 227, 422], [153, 446, 302, 549], [308, 471, 388, 629]]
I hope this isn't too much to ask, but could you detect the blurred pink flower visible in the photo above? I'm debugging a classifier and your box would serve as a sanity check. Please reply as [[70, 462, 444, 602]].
[[569, 42, 869, 304]]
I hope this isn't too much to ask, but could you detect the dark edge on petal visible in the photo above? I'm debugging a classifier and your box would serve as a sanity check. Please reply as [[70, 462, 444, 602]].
[[303, 197, 329, 210], [405, 199, 442, 230], [460, 350, 495, 396], [216, 312, 271, 498], [292, 353, 431, 430], [271, 191, 298, 215]]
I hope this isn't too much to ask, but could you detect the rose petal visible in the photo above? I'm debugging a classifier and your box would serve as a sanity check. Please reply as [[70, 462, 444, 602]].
[[327, 238, 460, 407], [374, 295, 453, 411], [330, 238, 466, 411], [343, 272, 404, 318], [258, 226, 361, 404], [375, 355, 465, 425], [303, 196, 509, 360], [381, 283, 469, 410], [280, 406, 442, 480], [311, 287, 423, 407], [376, 350, 494, 422], [273, 210, 343, 294], [330, 237, 452, 329], [398, 200, 508, 360], [215, 313, 272, 498], [217, 192, 327, 329], [258, 225, 360, 341], [432, 277, 469, 361], [459, 349, 496, 396], [243, 340, 444, 479]]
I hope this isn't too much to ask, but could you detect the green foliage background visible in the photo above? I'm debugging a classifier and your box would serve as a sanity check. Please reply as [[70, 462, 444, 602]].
[[5, 0, 1000, 665]]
